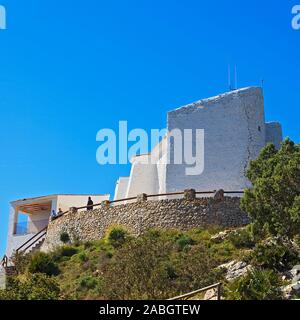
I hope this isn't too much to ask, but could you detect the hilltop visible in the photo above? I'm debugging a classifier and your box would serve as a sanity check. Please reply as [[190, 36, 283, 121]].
[[1, 224, 300, 300]]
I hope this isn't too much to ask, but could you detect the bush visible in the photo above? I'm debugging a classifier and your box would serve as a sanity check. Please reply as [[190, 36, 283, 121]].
[[250, 239, 299, 272], [74, 275, 104, 298], [228, 228, 255, 249], [28, 252, 59, 276], [104, 236, 176, 299], [103, 234, 222, 300], [79, 276, 98, 290], [78, 252, 88, 262], [52, 245, 78, 262], [10, 251, 31, 274], [0, 274, 60, 300], [225, 268, 283, 300], [105, 226, 129, 248], [60, 232, 70, 244], [175, 235, 195, 251]]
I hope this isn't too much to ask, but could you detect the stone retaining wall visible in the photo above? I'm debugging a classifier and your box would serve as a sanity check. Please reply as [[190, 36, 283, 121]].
[[41, 190, 250, 252]]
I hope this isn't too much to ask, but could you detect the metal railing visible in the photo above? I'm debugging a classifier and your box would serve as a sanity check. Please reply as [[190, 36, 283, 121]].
[[16, 226, 48, 253], [74, 190, 244, 212], [168, 282, 222, 300], [1, 255, 8, 268]]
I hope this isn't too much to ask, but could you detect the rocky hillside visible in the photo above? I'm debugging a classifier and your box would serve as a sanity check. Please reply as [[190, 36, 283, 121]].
[[1, 225, 300, 300]]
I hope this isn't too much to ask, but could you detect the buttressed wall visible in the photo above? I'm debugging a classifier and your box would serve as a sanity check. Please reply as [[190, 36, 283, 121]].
[[166, 87, 282, 192], [113, 87, 283, 199]]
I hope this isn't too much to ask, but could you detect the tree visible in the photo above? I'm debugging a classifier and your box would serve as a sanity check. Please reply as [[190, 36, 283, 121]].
[[241, 139, 300, 239]]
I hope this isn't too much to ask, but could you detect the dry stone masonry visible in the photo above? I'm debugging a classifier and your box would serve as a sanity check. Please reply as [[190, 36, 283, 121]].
[[41, 190, 250, 252]]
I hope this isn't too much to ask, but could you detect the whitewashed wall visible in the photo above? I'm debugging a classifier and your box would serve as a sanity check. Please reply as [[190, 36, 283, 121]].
[[57, 195, 110, 212], [166, 87, 268, 192], [265, 122, 283, 149], [114, 177, 130, 200], [6, 206, 35, 258], [5, 194, 110, 257], [114, 87, 283, 198], [125, 155, 159, 197]]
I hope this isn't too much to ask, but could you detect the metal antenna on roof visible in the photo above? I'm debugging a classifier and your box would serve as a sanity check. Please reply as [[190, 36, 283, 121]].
[[228, 64, 232, 91], [234, 65, 238, 90]]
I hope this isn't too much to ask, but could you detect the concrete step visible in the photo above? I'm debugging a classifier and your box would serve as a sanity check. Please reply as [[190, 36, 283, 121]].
[[30, 239, 45, 253]]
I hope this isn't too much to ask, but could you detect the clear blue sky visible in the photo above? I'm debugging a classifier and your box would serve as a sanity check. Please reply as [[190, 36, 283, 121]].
[[0, 0, 299, 256]]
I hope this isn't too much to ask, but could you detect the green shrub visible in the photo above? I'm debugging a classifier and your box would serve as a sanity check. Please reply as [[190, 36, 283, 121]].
[[79, 276, 98, 289], [83, 241, 93, 249], [103, 234, 223, 300], [105, 226, 129, 248], [10, 251, 31, 274], [0, 274, 60, 300], [60, 246, 78, 257], [250, 240, 299, 271], [78, 252, 88, 262], [225, 268, 283, 300], [176, 235, 195, 251], [60, 232, 70, 244], [28, 252, 59, 276], [145, 229, 161, 239], [228, 228, 255, 249]]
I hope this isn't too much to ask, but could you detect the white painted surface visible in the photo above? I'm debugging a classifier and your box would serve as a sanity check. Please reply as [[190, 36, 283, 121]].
[[56, 194, 110, 212], [6, 194, 110, 257], [125, 155, 159, 198], [6, 233, 36, 258], [27, 210, 50, 233], [114, 177, 130, 200], [166, 87, 267, 192], [114, 86, 283, 197], [265, 122, 283, 149]]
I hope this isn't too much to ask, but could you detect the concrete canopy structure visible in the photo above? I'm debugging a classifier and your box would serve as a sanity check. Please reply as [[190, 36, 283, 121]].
[[6, 194, 110, 257], [114, 87, 282, 200]]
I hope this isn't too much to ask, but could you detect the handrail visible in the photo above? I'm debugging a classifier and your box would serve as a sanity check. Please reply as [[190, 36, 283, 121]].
[[147, 191, 186, 198], [168, 282, 222, 300], [19, 230, 47, 253], [1, 255, 8, 268], [51, 190, 245, 222], [16, 226, 48, 253], [77, 190, 244, 211]]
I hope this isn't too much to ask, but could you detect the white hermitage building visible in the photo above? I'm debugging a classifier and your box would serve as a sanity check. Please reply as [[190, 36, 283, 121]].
[[113, 87, 282, 200], [4, 86, 282, 260]]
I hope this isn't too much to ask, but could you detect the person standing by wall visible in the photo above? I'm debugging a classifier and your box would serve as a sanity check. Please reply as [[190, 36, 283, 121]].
[[87, 197, 94, 211]]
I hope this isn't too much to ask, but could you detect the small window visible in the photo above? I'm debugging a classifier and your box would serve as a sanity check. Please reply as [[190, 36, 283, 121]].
[[258, 126, 261, 132]]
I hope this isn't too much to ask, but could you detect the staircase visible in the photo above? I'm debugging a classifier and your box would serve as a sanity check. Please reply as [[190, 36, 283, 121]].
[[1, 255, 17, 288], [15, 227, 47, 254], [30, 237, 46, 253], [0, 227, 47, 283]]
